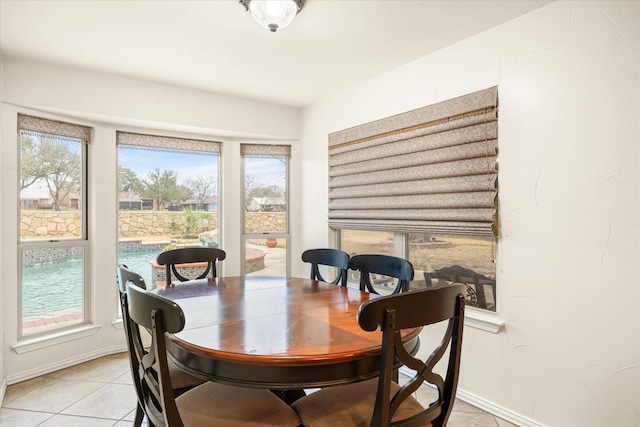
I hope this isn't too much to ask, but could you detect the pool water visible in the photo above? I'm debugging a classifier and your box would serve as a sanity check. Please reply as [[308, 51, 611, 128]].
[[22, 257, 84, 318], [118, 251, 158, 288], [22, 251, 158, 319]]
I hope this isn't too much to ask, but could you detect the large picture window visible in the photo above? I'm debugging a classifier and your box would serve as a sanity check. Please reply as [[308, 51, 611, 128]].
[[18, 114, 90, 336], [331, 87, 498, 311], [117, 132, 220, 289]]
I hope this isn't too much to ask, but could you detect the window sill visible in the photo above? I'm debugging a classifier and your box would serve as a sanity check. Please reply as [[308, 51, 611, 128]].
[[112, 318, 124, 330], [464, 307, 504, 333], [12, 324, 101, 354]]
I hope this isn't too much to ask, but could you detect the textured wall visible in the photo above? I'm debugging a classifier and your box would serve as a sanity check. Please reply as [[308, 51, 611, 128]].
[[299, 1, 639, 425]]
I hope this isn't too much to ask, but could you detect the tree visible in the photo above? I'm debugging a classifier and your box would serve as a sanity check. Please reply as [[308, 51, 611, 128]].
[[248, 184, 283, 199], [244, 174, 259, 210], [140, 168, 179, 210], [172, 184, 192, 209], [20, 135, 49, 190], [245, 174, 284, 211], [118, 166, 142, 193], [38, 138, 81, 211], [184, 175, 217, 210]]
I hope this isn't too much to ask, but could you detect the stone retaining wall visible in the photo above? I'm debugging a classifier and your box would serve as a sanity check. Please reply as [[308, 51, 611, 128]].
[[20, 211, 81, 239], [20, 210, 286, 238], [245, 212, 286, 233], [119, 211, 218, 237]]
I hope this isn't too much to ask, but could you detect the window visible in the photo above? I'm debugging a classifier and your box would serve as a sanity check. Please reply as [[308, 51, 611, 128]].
[[242, 144, 290, 276], [18, 114, 90, 336], [331, 87, 498, 311], [117, 132, 220, 289], [408, 233, 496, 310], [340, 229, 395, 291]]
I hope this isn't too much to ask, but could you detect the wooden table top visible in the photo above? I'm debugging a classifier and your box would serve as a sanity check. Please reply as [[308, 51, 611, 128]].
[[153, 276, 421, 388]]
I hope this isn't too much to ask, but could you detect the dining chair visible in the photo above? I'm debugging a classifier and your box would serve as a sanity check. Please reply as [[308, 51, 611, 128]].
[[156, 247, 226, 286], [125, 282, 302, 427], [292, 284, 466, 427], [117, 264, 206, 427], [301, 248, 349, 285], [348, 254, 414, 294]]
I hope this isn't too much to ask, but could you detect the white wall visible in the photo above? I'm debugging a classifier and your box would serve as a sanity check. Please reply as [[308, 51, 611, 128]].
[[0, 58, 299, 382], [0, 45, 5, 399], [298, 1, 639, 426]]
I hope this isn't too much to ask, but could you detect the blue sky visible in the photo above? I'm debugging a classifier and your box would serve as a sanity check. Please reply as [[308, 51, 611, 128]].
[[118, 147, 285, 189]]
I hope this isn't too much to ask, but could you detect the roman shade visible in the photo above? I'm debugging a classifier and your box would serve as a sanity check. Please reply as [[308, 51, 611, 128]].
[[18, 114, 92, 144], [328, 86, 498, 237], [241, 144, 291, 158], [117, 131, 221, 154]]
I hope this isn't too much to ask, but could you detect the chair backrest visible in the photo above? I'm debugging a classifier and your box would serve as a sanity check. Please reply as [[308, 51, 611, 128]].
[[116, 264, 149, 425], [348, 254, 414, 294], [126, 282, 186, 427], [357, 284, 466, 427], [301, 248, 349, 285], [118, 263, 147, 294], [156, 247, 226, 286], [423, 265, 496, 309]]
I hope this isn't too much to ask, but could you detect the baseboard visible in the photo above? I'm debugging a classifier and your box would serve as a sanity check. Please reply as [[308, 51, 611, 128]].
[[0, 378, 7, 405], [5, 343, 128, 386], [455, 388, 547, 427], [398, 366, 546, 427]]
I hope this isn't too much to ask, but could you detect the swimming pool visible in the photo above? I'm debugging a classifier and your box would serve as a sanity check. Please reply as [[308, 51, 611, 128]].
[[22, 251, 158, 319], [117, 251, 158, 287]]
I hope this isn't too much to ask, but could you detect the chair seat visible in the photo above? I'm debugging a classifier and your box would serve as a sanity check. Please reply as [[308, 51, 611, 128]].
[[176, 382, 302, 427], [292, 378, 428, 427]]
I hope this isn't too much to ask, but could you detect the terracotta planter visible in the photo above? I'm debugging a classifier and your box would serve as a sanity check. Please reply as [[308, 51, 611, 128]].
[[265, 238, 277, 248]]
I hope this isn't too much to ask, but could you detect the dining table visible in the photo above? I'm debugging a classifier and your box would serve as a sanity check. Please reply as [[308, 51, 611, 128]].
[[152, 275, 421, 390]]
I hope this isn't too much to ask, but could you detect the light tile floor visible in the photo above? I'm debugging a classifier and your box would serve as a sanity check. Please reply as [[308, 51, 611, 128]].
[[1, 352, 517, 426]]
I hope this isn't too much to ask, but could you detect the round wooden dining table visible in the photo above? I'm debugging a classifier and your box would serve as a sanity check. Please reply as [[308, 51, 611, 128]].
[[152, 275, 421, 389]]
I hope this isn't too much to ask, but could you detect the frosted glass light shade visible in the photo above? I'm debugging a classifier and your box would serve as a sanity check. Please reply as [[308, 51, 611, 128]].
[[248, 0, 299, 32]]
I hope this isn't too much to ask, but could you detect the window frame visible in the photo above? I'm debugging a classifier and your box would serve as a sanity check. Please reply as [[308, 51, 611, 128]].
[[241, 145, 291, 277], [115, 131, 222, 290], [333, 227, 503, 332], [17, 127, 90, 338]]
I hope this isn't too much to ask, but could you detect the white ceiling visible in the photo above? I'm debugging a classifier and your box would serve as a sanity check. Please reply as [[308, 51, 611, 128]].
[[0, 0, 552, 108]]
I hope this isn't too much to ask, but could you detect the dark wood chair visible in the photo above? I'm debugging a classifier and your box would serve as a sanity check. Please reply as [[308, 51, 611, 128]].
[[301, 248, 349, 285], [124, 282, 302, 427], [348, 254, 414, 294], [292, 284, 466, 427], [117, 264, 206, 427], [423, 265, 496, 310], [156, 247, 226, 286]]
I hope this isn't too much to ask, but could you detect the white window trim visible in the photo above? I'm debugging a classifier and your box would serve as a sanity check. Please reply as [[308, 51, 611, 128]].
[[465, 307, 504, 333], [111, 318, 124, 330], [12, 324, 101, 354], [17, 125, 90, 339]]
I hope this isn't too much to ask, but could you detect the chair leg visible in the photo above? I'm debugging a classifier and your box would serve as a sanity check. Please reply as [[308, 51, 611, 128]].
[[133, 403, 145, 427]]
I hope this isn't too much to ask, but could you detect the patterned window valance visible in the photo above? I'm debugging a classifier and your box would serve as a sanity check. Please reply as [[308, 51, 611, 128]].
[[328, 86, 498, 237], [117, 131, 221, 154], [241, 144, 291, 158], [18, 114, 92, 144]]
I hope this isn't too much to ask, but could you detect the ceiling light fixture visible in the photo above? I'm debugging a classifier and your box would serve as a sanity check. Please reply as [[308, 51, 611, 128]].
[[239, 0, 304, 33]]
